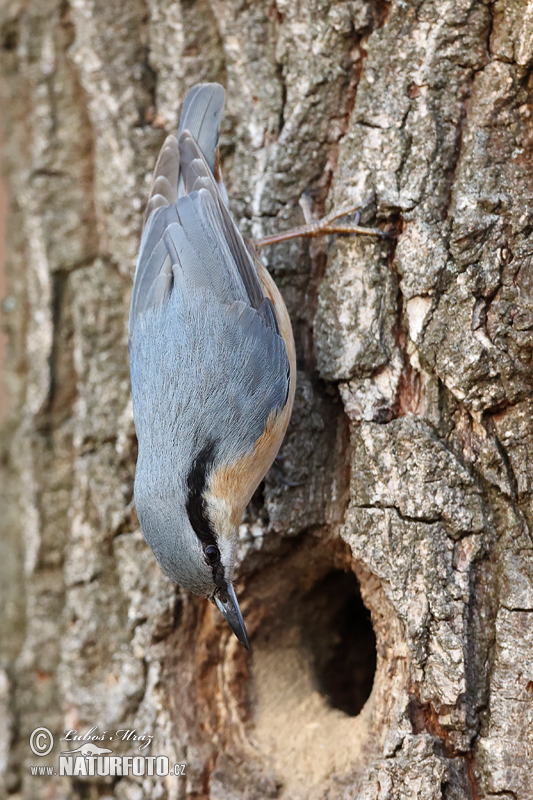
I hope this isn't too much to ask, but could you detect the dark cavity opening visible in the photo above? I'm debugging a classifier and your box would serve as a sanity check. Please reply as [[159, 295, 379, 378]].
[[303, 570, 377, 716]]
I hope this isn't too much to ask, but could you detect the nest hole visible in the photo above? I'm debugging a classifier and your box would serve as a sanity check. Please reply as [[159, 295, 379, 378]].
[[249, 541, 379, 789], [304, 570, 377, 716]]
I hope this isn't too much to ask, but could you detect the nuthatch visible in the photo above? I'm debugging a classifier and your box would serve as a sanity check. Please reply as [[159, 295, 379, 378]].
[[129, 84, 296, 649]]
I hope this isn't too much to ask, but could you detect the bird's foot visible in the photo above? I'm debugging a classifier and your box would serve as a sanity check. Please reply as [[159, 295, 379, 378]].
[[255, 192, 387, 249]]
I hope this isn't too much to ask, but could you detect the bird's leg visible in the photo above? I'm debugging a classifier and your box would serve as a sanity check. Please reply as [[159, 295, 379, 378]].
[[298, 193, 316, 225], [255, 192, 387, 249]]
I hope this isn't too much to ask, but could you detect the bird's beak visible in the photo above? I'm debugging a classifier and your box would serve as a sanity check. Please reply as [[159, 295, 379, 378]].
[[214, 583, 250, 650]]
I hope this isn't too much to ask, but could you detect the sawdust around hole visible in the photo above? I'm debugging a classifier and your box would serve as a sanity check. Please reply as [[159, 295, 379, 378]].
[[251, 628, 374, 795]]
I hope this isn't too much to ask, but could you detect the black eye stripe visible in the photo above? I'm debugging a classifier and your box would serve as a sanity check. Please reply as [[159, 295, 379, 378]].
[[185, 441, 216, 548], [185, 441, 226, 589]]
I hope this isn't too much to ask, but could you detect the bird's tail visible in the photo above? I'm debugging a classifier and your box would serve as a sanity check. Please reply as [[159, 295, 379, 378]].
[[177, 83, 225, 180], [143, 83, 226, 226], [177, 83, 227, 205]]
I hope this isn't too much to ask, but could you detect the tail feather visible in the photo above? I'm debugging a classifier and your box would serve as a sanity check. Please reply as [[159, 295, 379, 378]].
[[131, 82, 279, 339], [143, 135, 179, 225], [177, 83, 225, 196]]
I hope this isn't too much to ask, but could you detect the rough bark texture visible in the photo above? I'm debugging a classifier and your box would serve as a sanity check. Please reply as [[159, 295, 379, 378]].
[[1, 1, 532, 798]]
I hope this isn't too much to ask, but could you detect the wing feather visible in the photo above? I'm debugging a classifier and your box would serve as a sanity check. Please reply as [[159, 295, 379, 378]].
[[178, 133, 266, 313], [130, 82, 290, 422]]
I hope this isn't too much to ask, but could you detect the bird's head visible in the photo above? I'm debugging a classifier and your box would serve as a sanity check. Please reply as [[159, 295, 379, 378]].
[[134, 448, 249, 649]]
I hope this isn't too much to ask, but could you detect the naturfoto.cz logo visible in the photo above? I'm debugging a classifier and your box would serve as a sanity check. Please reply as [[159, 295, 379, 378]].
[[29, 726, 186, 778]]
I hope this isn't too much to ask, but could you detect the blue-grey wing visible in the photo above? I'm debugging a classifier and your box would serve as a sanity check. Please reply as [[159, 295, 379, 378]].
[[133, 189, 290, 415], [130, 83, 226, 335], [129, 82, 290, 450], [177, 133, 267, 314], [130, 82, 275, 336], [130, 285, 290, 465]]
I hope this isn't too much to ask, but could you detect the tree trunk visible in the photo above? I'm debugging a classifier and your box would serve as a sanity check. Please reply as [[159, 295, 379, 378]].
[[1, 1, 532, 798]]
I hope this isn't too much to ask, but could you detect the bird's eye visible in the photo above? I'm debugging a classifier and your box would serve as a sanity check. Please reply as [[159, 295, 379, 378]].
[[204, 544, 219, 564]]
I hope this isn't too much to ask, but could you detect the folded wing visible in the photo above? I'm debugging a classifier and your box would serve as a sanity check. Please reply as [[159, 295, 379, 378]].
[[129, 82, 290, 422]]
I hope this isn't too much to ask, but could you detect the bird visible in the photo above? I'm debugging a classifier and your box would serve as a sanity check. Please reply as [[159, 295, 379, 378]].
[[60, 743, 113, 758], [129, 83, 296, 649]]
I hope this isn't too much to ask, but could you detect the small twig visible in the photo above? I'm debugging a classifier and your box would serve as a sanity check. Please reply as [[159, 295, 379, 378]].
[[255, 193, 387, 249]]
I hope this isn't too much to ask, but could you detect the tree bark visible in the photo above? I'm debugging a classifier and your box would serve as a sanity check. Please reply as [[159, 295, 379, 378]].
[[1, 0, 532, 798]]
